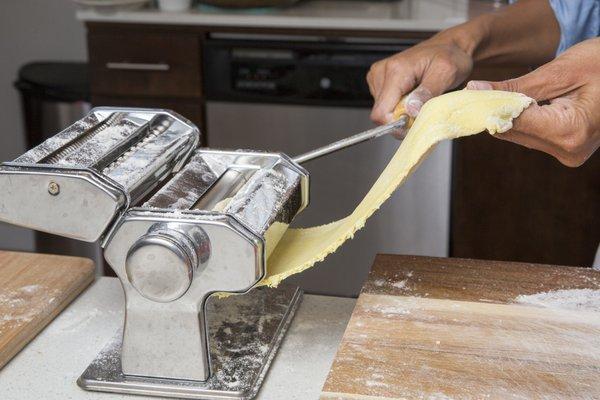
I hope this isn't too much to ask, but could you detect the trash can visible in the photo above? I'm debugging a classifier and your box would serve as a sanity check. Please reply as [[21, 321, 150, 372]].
[[14, 62, 102, 271], [15, 62, 91, 148]]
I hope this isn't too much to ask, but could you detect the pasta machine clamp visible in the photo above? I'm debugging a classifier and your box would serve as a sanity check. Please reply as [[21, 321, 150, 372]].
[[0, 108, 308, 400]]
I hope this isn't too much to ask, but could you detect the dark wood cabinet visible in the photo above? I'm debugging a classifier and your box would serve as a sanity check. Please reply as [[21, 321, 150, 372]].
[[88, 30, 202, 98], [451, 134, 600, 266]]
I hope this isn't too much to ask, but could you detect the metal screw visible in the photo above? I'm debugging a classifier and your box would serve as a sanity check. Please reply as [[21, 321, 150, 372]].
[[48, 181, 60, 196]]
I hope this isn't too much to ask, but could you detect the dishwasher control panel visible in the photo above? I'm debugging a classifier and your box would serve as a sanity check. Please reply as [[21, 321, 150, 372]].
[[204, 37, 414, 107]]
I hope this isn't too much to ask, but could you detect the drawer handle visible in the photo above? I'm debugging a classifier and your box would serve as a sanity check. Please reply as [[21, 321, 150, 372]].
[[105, 62, 170, 71]]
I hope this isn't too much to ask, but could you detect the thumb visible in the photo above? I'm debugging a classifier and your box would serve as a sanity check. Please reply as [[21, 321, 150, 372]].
[[466, 62, 574, 101], [400, 73, 449, 118], [403, 86, 434, 117]]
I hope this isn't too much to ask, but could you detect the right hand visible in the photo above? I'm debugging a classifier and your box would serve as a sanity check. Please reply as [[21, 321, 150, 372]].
[[367, 37, 474, 136]]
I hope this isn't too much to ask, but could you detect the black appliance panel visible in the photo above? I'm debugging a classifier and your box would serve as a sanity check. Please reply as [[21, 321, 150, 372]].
[[204, 39, 411, 107]]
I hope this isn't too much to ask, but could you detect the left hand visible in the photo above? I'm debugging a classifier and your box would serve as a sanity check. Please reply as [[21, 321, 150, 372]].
[[467, 37, 600, 167]]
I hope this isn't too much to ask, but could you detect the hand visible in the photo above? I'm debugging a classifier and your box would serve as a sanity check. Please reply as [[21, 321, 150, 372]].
[[467, 38, 600, 167], [367, 34, 474, 136]]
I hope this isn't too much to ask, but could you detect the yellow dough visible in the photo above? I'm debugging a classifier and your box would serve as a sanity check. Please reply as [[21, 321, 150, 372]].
[[260, 90, 533, 287]]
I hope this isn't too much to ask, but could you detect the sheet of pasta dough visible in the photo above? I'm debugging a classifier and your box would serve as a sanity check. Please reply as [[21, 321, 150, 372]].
[[261, 90, 533, 287]]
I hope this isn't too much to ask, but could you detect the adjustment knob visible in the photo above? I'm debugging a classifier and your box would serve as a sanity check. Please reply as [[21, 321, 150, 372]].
[[125, 227, 209, 302]]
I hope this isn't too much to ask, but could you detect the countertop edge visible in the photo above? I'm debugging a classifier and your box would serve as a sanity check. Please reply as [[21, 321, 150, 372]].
[[75, 10, 461, 32]]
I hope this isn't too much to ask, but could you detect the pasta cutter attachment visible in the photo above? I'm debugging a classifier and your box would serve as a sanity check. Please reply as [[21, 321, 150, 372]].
[[0, 107, 199, 241]]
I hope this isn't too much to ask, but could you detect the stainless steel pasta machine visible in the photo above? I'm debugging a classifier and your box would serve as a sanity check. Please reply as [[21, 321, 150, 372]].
[[0, 107, 407, 399], [0, 107, 308, 399]]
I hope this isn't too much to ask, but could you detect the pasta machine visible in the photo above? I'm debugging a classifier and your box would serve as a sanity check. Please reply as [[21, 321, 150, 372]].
[[0, 107, 308, 399], [0, 106, 408, 399]]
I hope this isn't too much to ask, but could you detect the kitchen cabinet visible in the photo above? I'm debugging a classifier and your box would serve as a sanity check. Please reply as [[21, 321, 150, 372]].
[[88, 28, 203, 98], [451, 133, 600, 266]]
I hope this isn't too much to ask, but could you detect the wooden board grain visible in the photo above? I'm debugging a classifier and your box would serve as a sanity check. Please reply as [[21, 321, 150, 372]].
[[0, 251, 95, 369], [362, 255, 600, 302], [322, 255, 600, 400]]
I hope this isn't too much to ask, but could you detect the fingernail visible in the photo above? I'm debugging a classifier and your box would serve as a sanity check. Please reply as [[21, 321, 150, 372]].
[[392, 127, 407, 140], [406, 98, 423, 117], [467, 81, 493, 90]]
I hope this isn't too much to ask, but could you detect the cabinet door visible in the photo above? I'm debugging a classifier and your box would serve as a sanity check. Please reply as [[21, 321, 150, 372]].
[[451, 134, 600, 267], [88, 30, 202, 98]]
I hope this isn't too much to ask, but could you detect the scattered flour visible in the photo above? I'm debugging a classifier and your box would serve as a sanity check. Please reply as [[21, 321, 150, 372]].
[[515, 289, 600, 312], [366, 380, 387, 388], [0, 284, 59, 334], [19, 285, 41, 294], [47, 307, 108, 334], [364, 300, 412, 318], [427, 394, 456, 400], [373, 278, 385, 287], [392, 280, 408, 290], [371, 274, 412, 291]]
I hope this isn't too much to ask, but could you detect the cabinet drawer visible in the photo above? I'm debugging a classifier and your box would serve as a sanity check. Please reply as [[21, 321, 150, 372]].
[[88, 32, 202, 98]]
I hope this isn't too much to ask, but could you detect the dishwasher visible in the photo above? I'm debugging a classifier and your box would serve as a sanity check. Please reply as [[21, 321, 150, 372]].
[[203, 34, 452, 297]]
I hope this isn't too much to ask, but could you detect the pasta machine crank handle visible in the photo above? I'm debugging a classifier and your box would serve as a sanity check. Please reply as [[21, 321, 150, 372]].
[[293, 114, 409, 164]]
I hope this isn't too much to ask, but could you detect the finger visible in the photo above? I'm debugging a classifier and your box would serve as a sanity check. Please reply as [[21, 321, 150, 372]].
[[384, 67, 451, 136], [366, 69, 376, 98], [367, 60, 387, 99], [400, 58, 461, 117], [514, 100, 592, 164], [403, 86, 433, 117], [499, 100, 592, 166], [370, 64, 416, 125], [466, 61, 577, 101], [466, 80, 493, 90], [391, 130, 405, 140], [418, 61, 460, 98], [494, 129, 564, 160], [513, 101, 575, 149]]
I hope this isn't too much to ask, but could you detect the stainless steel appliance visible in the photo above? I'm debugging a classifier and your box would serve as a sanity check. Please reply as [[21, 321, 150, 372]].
[[204, 35, 452, 297], [0, 108, 309, 399]]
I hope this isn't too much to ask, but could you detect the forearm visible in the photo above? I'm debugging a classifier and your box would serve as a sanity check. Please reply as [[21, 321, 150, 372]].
[[432, 0, 560, 66]]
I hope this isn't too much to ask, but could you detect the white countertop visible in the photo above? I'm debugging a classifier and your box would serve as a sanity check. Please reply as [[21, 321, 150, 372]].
[[76, 0, 485, 32], [0, 277, 356, 400]]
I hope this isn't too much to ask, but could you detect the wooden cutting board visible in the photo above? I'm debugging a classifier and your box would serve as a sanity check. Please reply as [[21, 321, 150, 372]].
[[321, 255, 600, 400], [0, 250, 94, 369]]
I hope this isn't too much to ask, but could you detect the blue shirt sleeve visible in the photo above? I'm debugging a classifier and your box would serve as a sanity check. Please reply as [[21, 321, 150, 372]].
[[549, 0, 600, 54]]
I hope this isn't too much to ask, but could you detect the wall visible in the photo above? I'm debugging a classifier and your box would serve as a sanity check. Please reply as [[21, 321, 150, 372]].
[[0, 0, 86, 251]]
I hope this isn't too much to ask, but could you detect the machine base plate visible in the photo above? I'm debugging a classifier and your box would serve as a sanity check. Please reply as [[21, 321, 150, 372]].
[[78, 286, 303, 399]]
